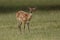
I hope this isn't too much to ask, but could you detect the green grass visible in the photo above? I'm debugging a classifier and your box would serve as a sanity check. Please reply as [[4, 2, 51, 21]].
[[0, 10, 60, 40]]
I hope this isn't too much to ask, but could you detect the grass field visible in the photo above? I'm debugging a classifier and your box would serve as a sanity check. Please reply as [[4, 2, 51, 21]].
[[0, 10, 60, 40]]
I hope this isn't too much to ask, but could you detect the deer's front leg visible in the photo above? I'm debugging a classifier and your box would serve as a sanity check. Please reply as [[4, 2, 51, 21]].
[[18, 21, 22, 32], [27, 21, 30, 32]]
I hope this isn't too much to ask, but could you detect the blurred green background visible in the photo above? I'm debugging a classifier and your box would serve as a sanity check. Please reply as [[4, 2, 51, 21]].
[[0, 0, 60, 11]]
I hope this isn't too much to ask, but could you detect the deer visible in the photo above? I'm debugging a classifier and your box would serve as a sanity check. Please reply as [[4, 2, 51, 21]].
[[16, 7, 36, 32]]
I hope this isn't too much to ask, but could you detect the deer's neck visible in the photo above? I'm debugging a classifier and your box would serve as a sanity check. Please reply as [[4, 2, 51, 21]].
[[29, 13, 32, 16]]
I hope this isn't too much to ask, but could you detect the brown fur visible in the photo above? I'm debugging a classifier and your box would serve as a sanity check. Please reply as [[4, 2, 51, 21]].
[[16, 10, 32, 32]]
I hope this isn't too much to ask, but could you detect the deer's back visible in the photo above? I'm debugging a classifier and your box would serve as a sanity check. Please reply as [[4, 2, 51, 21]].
[[16, 11, 32, 22]]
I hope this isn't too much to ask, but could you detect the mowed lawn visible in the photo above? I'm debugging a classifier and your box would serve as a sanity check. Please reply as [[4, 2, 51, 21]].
[[0, 10, 60, 40]]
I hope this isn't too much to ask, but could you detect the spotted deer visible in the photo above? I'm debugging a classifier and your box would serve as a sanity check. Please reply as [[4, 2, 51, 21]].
[[16, 7, 36, 32]]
